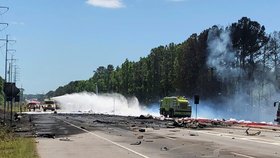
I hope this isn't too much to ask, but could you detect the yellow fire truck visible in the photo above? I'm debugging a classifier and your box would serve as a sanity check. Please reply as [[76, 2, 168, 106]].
[[160, 96, 191, 117]]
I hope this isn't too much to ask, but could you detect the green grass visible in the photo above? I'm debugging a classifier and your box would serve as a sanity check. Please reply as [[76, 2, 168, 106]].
[[0, 128, 38, 158]]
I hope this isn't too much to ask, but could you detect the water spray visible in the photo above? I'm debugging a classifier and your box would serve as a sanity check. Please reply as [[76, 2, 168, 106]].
[[52, 92, 159, 117]]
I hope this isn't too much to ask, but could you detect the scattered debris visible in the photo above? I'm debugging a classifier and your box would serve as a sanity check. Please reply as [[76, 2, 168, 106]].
[[139, 128, 146, 132], [245, 128, 261, 136], [172, 121, 184, 127], [189, 133, 198, 136], [172, 118, 234, 129], [138, 115, 153, 119], [93, 120, 113, 124], [137, 135, 144, 139], [130, 141, 141, 145], [59, 137, 71, 141], [161, 146, 169, 151]]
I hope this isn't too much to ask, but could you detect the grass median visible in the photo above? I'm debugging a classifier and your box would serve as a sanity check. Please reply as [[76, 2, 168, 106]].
[[0, 127, 38, 158]]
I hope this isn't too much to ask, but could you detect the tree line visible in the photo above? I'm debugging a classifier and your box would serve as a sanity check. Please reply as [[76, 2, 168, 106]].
[[46, 17, 280, 104]]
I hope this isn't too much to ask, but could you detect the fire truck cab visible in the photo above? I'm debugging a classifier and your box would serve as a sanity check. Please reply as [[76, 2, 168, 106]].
[[160, 96, 192, 117]]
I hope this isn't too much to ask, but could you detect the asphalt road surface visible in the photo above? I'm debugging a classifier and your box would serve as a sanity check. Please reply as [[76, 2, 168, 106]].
[[30, 113, 280, 158]]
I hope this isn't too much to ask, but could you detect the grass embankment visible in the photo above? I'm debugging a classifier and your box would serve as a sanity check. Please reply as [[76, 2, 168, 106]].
[[0, 128, 38, 158]]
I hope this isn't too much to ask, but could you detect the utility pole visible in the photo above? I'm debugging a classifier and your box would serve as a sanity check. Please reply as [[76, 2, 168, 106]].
[[0, 6, 11, 123], [8, 55, 16, 82], [4, 35, 8, 122], [14, 65, 20, 83], [10, 87, 13, 126], [0, 35, 16, 122], [7, 55, 17, 126], [14, 65, 20, 112], [8, 62, 11, 82], [4, 35, 9, 122], [19, 86, 24, 114], [14, 66, 17, 83]]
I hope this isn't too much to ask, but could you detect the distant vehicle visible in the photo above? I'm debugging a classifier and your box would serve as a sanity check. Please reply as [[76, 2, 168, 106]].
[[26, 101, 40, 111], [42, 99, 56, 112], [160, 96, 191, 117], [274, 101, 280, 123]]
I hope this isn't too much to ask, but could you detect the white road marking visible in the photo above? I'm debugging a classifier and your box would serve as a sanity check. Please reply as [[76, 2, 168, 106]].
[[57, 118, 150, 158], [231, 152, 256, 158], [189, 130, 280, 147]]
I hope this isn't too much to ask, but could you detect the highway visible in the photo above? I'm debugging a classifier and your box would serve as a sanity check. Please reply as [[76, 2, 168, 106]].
[[30, 114, 280, 158]]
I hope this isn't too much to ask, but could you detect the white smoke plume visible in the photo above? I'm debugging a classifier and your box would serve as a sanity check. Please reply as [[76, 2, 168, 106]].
[[207, 29, 242, 78], [205, 28, 279, 122], [52, 92, 159, 116]]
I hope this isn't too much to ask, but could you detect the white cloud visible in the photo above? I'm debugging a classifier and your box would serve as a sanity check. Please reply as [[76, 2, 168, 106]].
[[86, 0, 125, 9]]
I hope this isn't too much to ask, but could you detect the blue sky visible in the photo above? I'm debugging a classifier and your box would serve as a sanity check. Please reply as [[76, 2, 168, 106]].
[[0, 0, 279, 94]]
